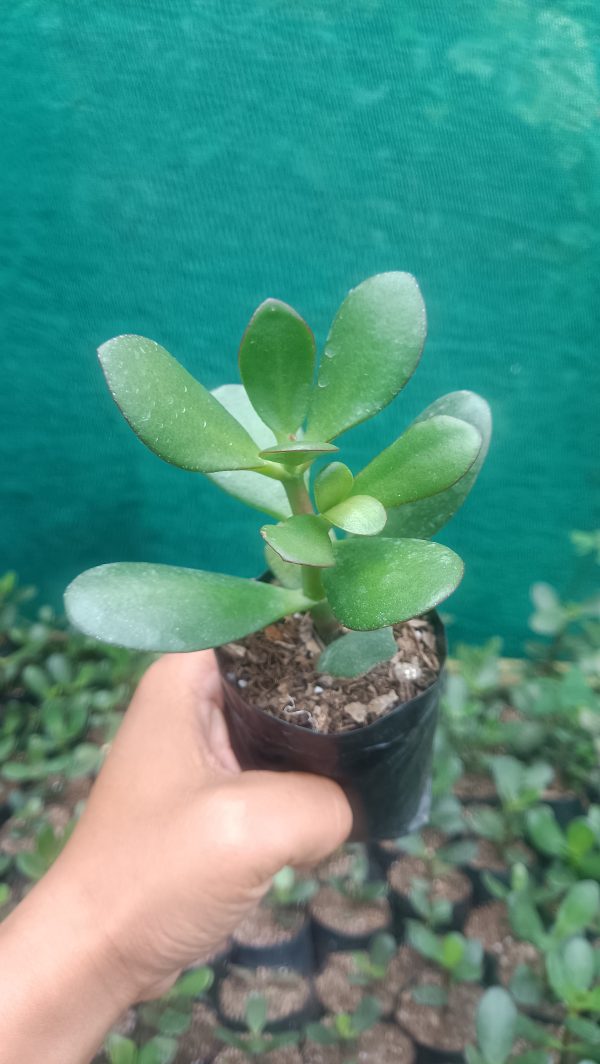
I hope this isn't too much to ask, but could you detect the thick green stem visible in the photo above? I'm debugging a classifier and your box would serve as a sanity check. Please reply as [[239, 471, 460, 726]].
[[283, 475, 341, 643]]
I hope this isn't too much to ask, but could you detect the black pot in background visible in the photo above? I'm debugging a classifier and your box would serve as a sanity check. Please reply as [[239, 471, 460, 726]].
[[542, 793, 586, 829], [311, 915, 394, 971], [217, 613, 446, 841], [230, 917, 315, 976]]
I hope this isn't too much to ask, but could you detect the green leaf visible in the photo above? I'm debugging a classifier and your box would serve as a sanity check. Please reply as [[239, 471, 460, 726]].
[[15, 851, 49, 881], [306, 272, 426, 441], [323, 495, 387, 535], [353, 415, 481, 509], [441, 933, 466, 970], [407, 920, 441, 962], [306, 1023, 339, 1046], [552, 880, 600, 940], [98, 335, 260, 473], [566, 819, 596, 861], [259, 440, 338, 466], [476, 988, 517, 1064], [171, 967, 214, 998], [65, 563, 312, 652], [261, 515, 334, 568], [106, 1034, 138, 1064], [314, 462, 354, 512], [385, 391, 492, 538], [352, 995, 381, 1034], [238, 298, 316, 435], [370, 932, 397, 971], [138, 1037, 178, 1064], [467, 806, 506, 843], [508, 894, 547, 949], [317, 627, 397, 678], [489, 755, 524, 805], [547, 938, 595, 999], [509, 964, 545, 1007], [208, 385, 291, 519], [412, 984, 449, 1007], [565, 1015, 600, 1046], [322, 537, 463, 630], [245, 994, 267, 1036], [526, 806, 565, 858], [264, 544, 303, 589]]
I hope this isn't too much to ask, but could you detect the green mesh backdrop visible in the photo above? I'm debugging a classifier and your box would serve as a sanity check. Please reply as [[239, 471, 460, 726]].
[[2, 2, 599, 653]]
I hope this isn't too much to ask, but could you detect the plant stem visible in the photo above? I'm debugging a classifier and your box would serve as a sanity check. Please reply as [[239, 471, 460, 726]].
[[283, 475, 341, 643]]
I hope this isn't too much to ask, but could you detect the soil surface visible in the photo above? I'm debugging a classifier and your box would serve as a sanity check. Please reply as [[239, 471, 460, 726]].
[[218, 966, 312, 1025], [388, 858, 471, 905], [233, 905, 305, 947], [173, 1002, 221, 1063], [464, 834, 533, 872], [310, 886, 391, 936], [397, 977, 482, 1052], [314, 946, 428, 1017], [303, 1022, 415, 1064], [219, 612, 439, 734], [464, 901, 511, 954], [453, 772, 497, 803], [215, 1049, 302, 1064]]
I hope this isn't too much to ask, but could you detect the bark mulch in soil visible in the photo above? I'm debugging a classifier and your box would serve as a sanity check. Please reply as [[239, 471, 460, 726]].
[[173, 1002, 220, 1063], [233, 905, 305, 947], [310, 886, 391, 936], [453, 774, 497, 803], [463, 901, 511, 956], [314, 946, 428, 1017], [217, 966, 312, 1027], [219, 613, 439, 734], [397, 976, 482, 1055], [303, 1022, 415, 1064]]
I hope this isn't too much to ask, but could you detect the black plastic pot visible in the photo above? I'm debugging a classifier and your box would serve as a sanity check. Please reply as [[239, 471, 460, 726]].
[[230, 916, 315, 975], [217, 613, 446, 841], [311, 914, 393, 971], [542, 793, 586, 829]]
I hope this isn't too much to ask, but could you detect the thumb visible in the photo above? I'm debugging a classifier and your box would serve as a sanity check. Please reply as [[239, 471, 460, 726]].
[[228, 769, 353, 882]]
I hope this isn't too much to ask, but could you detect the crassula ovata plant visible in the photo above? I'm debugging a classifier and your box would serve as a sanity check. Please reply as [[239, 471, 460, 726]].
[[66, 273, 491, 678]]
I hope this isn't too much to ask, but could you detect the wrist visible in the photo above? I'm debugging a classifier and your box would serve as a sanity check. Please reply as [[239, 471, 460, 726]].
[[0, 861, 135, 1064]]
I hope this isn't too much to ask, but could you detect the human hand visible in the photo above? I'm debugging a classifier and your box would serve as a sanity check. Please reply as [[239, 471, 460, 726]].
[[0, 651, 352, 1064]]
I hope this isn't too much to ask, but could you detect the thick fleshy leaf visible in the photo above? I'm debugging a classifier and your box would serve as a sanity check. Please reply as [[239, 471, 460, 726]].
[[98, 336, 260, 472], [314, 462, 354, 512], [264, 544, 303, 588], [239, 298, 316, 436], [322, 537, 464, 630], [552, 880, 600, 940], [65, 563, 312, 651], [207, 385, 291, 519], [322, 495, 387, 535], [261, 515, 334, 568], [385, 391, 492, 538], [353, 415, 481, 509], [476, 988, 517, 1064], [259, 441, 339, 466], [317, 627, 397, 677], [305, 272, 426, 442]]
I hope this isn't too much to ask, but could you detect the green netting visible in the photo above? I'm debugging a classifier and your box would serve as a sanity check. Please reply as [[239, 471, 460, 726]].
[[1, 1, 598, 653]]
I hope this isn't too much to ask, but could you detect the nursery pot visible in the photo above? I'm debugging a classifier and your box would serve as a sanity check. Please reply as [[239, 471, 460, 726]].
[[230, 916, 315, 975], [217, 613, 446, 841]]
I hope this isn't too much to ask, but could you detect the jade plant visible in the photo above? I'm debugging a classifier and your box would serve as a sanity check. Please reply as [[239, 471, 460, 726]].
[[65, 273, 491, 677], [406, 923, 484, 1004], [216, 993, 299, 1057]]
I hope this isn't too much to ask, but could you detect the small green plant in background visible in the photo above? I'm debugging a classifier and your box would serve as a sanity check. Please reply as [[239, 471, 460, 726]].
[[348, 932, 397, 987], [305, 995, 381, 1061], [406, 923, 483, 1005], [466, 987, 547, 1064], [15, 818, 76, 881], [393, 831, 476, 928], [65, 273, 491, 677], [105, 1033, 177, 1064], [216, 993, 300, 1057], [465, 755, 554, 857], [328, 846, 387, 904], [264, 865, 318, 926], [526, 805, 600, 885], [138, 967, 214, 1038]]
